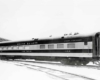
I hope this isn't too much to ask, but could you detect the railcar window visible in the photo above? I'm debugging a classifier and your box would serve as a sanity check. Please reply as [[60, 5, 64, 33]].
[[1, 47, 4, 50], [40, 45, 45, 49], [57, 44, 64, 48], [3, 47, 7, 50], [19, 46, 24, 50], [25, 46, 30, 49], [8, 46, 13, 50], [48, 44, 54, 49], [0, 47, 2, 50], [13, 46, 18, 50], [67, 43, 75, 48]]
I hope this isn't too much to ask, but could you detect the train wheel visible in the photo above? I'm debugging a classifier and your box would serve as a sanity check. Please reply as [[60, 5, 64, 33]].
[[68, 58, 76, 65], [60, 58, 69, 65], [75, 60, 82, 65], [82, 61, 89, 65]]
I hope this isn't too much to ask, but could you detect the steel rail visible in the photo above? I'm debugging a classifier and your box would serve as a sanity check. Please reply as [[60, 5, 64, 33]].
[[11, 60, 100, 70], [7, 60, 95, 80]]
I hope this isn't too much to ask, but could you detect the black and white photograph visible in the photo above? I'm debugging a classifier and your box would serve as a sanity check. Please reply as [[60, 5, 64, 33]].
[[0, 0, 100, 80]]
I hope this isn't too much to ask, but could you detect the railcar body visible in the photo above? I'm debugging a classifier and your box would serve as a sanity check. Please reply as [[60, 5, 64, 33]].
[[0, 32, 100, 65]]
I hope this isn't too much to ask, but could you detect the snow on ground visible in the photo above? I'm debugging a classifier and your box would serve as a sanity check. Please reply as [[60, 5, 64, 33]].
[[0, 60, 54, 80], [20, 62, 100, 80], [2, 60, 100, 80]]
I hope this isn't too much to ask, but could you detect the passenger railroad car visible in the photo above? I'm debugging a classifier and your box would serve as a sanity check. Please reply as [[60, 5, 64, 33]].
[[0, 32, 100, 65]]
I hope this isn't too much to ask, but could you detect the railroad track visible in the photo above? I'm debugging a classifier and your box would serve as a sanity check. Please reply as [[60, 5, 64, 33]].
[[10, 60, 100, 70], [4, 60, 96, 80]]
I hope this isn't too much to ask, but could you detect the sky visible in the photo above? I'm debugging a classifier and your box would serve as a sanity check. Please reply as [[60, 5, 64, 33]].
[[0, 0, 100, 40]]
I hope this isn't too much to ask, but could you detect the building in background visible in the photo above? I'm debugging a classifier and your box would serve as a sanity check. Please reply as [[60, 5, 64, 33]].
[[0, 38, 9, 42]]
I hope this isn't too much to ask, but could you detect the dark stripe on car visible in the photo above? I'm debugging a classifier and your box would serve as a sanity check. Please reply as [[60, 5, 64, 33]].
[[0, 49, 92, 53]]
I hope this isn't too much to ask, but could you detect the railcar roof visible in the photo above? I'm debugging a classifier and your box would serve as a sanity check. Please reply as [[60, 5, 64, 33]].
[[0, 32, 98, 44], [0, 32, 100, 44]]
